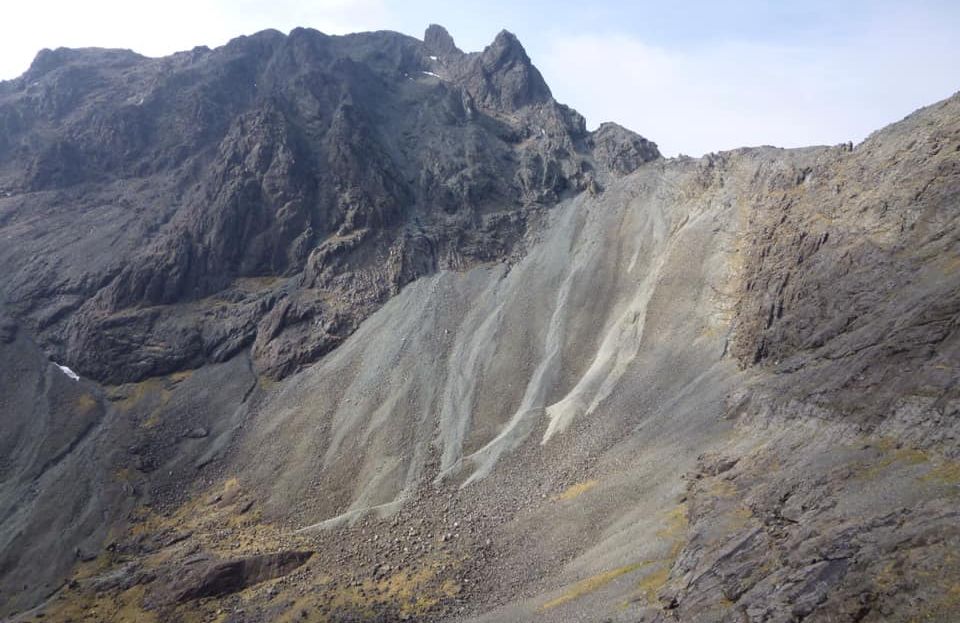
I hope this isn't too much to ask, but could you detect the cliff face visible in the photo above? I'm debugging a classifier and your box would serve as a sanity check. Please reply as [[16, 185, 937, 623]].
[[0, 25, 656, 383], [1, 25, 958, 623]]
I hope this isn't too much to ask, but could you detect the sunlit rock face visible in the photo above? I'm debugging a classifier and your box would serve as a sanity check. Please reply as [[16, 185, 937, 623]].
[[1, 24, 958, 623]]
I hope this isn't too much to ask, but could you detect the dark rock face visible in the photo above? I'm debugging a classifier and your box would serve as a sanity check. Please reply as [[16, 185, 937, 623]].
[[168, 550, 313, 602], [424, 24, 462, 56], [590, 122, 662, 175], [457, 29, 553, 111], [0, 25, 659, 384]]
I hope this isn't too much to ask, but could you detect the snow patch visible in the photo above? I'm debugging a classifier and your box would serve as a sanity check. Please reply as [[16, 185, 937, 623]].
[[420, 71, 441, 79], [429, 55, 438, 61], [55, 363, 80, 381]]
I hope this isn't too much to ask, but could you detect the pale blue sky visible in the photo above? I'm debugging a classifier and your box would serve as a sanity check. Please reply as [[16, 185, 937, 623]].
[[2, 1, 958, 155]]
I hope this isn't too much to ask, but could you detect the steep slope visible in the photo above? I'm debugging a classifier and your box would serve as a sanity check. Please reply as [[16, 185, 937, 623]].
[[0, 26, 958, 623], [0, 25, 656, 384]]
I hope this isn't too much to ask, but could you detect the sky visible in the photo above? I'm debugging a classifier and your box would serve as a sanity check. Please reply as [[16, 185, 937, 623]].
[[1, 0, 958, 156]]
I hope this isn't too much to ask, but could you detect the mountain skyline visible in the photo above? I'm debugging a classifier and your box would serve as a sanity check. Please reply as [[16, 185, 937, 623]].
[[2, 1, 959, 156]]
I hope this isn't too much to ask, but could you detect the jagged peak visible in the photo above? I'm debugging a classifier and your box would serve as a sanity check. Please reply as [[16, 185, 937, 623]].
[[424, 24, 462, 56], [456, 28, 551, 111], [491, 30, 522, 49], [482, 29, 532, 67]]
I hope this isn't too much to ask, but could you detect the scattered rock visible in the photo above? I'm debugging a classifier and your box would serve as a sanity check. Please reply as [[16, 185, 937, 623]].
[[185, 427, 209, 439], [0, 317, 16, 344], [74, 547, 97, 563]]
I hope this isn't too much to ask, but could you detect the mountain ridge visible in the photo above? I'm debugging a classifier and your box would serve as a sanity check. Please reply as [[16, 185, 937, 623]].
[[0, 24, 958, 623], [0, 24, 658, 384]]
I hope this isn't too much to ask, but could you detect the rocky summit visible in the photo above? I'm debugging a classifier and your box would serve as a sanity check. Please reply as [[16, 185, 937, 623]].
[[0, 24, 958, 623]]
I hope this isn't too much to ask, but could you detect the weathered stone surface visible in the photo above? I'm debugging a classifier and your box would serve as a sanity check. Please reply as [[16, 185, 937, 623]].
[[0, 25, 657, 384], [0, 316, 15, 344], [168, 550, 313, 601], [424, 24, 462, 56], [589, 122, 661, 175]]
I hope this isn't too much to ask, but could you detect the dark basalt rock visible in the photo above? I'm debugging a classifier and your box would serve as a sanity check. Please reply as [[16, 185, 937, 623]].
[[459, 29, 553, 112], [168, 550, 313, 601], [0, 24, 658, 384], [24, 47, 145, 83], [424, 24, 462, 56], [590, 122, 661, 175], [0, 316, 15, 344]]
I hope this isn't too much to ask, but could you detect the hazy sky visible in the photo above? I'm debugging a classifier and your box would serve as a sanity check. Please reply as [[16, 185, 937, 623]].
[[2, 0, 958, 156]]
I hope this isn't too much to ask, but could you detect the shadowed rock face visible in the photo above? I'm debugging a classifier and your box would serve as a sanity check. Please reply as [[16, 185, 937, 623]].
[[0, 25, 658, 384], [1, 24, 959, 623], [168, 550, 313, 601]]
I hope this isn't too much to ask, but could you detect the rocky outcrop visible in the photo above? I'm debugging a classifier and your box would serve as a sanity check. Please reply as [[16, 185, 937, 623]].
[[167, 551, 313, 602], [457, 30, 553, 112], [0, 25, 658, 384], [590, 122, 661, 175], [424, 24, 462, 56]]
